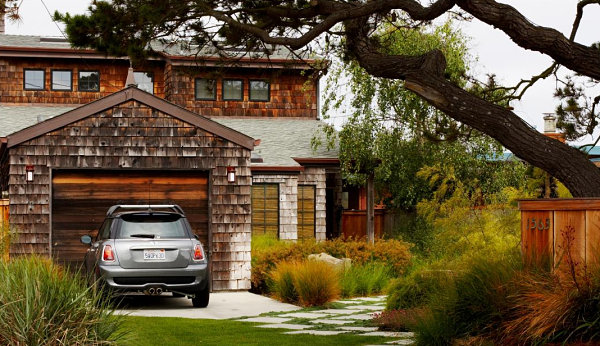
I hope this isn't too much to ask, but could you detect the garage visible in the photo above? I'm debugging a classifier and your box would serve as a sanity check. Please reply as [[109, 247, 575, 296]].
[[51, 170, 209, 267], [2, 87, 255, 290]]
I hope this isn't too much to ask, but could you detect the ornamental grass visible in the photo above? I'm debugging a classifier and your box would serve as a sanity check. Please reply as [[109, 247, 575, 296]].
[[0, 256, 123, 345]]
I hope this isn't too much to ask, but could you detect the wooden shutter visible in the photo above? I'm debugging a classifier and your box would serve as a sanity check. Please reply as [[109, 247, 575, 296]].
[[297, 185, 315, 240], [252, 184, 279, 237]]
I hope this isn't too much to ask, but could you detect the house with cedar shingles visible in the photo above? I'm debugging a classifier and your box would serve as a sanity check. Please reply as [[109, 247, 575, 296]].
[[0, 33, 340, 291]]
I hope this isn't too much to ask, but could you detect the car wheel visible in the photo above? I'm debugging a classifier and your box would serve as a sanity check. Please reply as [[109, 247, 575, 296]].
[[191, 285, 210, 308]]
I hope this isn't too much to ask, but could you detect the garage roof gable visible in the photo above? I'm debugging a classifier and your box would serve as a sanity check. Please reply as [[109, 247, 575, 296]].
[[6, 86, 255, 150]]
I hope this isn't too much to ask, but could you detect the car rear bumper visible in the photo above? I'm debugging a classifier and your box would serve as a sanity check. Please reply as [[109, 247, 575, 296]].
[[98, 262, 209, 293]]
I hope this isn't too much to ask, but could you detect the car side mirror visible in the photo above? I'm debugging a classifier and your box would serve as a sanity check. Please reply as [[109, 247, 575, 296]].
[[80, 235, 93, 245]]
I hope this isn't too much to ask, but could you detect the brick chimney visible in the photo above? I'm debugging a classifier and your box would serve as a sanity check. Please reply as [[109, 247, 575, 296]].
[[542, 113, 565, 143]]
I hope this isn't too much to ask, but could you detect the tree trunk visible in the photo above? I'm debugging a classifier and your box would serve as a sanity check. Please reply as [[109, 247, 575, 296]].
[[366, 173, 375, 245]]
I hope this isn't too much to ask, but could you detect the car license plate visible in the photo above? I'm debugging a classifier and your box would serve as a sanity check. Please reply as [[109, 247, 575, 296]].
[[143, 249, 165, 260]]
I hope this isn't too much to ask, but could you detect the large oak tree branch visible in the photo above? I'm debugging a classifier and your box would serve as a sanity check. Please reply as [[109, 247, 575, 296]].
[[456, 0, 600, 80], [345, 18, 600, 197]]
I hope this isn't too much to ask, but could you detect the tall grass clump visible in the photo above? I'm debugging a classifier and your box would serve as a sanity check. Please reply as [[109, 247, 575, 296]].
[[269, 260, 340, 307], [340, 262, 392, 298], [386, 267, 453, 310], [294, 260, 341, 306], [268, 261, 299, 304], [412, 254, 521, 345], [0, 256, 123, 345]]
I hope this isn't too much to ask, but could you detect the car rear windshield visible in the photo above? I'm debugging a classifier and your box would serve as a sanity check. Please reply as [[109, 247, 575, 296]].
[[117, 214, 188, 239]]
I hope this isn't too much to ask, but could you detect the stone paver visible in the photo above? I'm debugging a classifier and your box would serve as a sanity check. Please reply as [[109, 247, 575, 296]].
[[361, 331, 403, 337], [279, 312, 334, 318], [346, 304, 385, 310], [313, 308, 363, 315], [340, 326, 379, 332], [386, 339, 414, 345], [285, 330, 350, 336], [334, 300, 357, 304], [358, 297, 387, 302], [311, 319, 354, 325], [394, 332, 415, 338], [234, 294, 415, 344], [257, 323, 313, 330], [330, 313, 375, 320], [237, 316, 291, 323]]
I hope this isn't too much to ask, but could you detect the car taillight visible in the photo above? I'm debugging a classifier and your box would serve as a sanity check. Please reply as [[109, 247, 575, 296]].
[[102, 245, 115, 261], [193, 244, 204, 261]]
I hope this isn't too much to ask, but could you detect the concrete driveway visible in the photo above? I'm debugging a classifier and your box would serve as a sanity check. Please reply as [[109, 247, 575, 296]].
[[116, 291, 300, 319]]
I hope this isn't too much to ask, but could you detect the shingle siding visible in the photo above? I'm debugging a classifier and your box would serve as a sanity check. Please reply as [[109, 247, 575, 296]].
[[8, 100, 252, 290]]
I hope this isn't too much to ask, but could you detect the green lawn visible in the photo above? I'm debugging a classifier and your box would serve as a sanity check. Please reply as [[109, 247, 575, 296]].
[[119, 316, 390, 346]]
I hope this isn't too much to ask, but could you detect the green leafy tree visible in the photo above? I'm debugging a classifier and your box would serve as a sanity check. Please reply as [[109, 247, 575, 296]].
[[56, 0, 600, 197]]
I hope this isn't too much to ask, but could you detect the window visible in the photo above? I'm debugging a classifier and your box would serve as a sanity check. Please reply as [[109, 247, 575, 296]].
[[134, 71, 154, 94], [297, 185, 316, 240], [51, 70, 72, 91], [249, 80, 270, 101], [252, 184, 279, 237], [222, 79, 243, 100], [78, 71, 100, 91], [24, 69, 45, 90], [97, 219, 113, 240], [195, 78, 216, 100]]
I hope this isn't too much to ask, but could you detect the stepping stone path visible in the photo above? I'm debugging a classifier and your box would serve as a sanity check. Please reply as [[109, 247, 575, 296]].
[[236, 295, 415, 345]]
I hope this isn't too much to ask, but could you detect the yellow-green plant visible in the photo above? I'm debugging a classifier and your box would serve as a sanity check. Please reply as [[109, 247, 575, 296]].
[[268, 260, 341, 307], [0, 256, 123, 345], [294, 260, 341, 307], [0, 223, 16, 261]]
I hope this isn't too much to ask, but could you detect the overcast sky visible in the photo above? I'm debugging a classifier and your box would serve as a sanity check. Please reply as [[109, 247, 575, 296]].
[[6, 0, 600, 143]]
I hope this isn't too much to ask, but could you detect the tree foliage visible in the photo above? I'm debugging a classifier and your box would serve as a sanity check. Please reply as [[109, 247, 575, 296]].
[[56, 0, 600, 197]]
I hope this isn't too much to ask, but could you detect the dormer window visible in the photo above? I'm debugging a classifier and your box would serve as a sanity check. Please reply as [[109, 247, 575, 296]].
[[195, 78, 216, 100], [134, 71, 154, 94], [51, 70, 72, 91], [78, 71, 100, 92], [249, 80, 270, 101], [223, 79, 243, 101], [24, 69, 45, 90]]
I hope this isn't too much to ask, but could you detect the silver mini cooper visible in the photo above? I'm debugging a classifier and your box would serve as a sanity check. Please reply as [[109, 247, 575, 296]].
[[80, 205, 210, 307]]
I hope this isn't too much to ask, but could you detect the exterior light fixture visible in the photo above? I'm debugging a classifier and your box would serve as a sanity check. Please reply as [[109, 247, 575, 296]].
[[25, 165, 34, 182], [226, 166, 236, 183]]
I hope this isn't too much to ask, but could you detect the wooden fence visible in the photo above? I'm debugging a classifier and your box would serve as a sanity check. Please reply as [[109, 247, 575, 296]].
[[341, 210, 385, 239], [1, 199, 8, 260], [520, 198, 600, 271]]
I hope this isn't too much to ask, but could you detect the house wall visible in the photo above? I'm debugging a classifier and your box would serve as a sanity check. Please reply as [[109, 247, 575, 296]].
[[253, 168, 327, 241], [0, 57, 166, 104], [0, 56, 317, 119], [166, 67, 318, 118], [8, 100, 252, 290]]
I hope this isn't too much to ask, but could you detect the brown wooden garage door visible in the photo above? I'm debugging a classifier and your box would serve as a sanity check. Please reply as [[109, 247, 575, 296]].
[[52, 170, 209, 266]]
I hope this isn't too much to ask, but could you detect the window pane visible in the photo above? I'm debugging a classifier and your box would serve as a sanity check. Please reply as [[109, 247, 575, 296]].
[[223, 79, 243, 100], [24, 70, 44, 90], [249, 80, 269, 101], [79, 71, 100, 91], [252, 184, 279, 236], [134, 71, 154, 94], [51, 70, 72, 90], [298, 185, 315, 240], [195, 78, 216, 100]]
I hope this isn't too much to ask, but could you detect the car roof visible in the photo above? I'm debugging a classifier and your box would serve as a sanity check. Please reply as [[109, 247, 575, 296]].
[[111, 211, 185, 219]]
